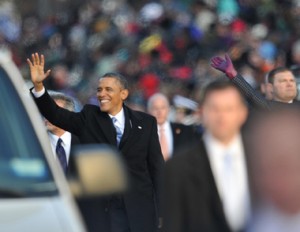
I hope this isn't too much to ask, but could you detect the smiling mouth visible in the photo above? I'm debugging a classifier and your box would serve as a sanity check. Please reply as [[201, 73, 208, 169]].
[[100, 99, 110, 103]]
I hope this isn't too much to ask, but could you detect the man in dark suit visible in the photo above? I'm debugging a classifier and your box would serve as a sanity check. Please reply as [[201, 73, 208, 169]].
[[27, 53, 164, 232], [147, 93, 201, 161], [45, 91, 80, 176], [210, 54, 299, 110], [163, 79, 250, 232]]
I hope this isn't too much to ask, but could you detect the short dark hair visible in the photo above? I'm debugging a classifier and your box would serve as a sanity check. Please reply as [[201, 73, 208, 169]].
[[101, 72, 129, 90], [266, 67, 293, 84], [200, 79, 246, 106], [49, 91, 75, 112]]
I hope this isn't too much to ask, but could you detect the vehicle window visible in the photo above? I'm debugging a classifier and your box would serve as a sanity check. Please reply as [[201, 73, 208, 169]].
[[0, 67, 58, 198]]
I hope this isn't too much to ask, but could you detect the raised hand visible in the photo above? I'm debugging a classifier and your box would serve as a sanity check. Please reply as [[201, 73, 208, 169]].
[[210, 53, 237, 79], [27, 53, 51, 91]]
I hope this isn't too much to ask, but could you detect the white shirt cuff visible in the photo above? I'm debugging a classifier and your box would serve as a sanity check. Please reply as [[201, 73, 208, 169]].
[[32, 87, 45, 98]]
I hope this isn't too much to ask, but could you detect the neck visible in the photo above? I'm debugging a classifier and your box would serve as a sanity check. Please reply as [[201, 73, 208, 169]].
[[109, 107, 123, 116], [273, 97, 293, 103], [50, 129, 66, 137], [159, 121, 167, 127], [213, 134, 237, 146]]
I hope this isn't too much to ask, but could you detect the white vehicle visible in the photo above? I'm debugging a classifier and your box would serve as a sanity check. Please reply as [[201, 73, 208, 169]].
[[0, 50, 127, 232]]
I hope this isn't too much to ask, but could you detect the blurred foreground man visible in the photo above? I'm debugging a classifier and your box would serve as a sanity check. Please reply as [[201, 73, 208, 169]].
[[163, 79, 250, 232], [245, 108, 300, 232]]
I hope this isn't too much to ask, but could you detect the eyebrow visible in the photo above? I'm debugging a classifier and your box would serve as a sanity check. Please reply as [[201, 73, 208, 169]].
[[97, 86, 115, 90]]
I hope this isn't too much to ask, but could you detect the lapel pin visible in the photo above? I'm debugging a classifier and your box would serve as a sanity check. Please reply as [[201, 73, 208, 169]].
[[138, 126, 142, 129], [176, 128, 181, 134]]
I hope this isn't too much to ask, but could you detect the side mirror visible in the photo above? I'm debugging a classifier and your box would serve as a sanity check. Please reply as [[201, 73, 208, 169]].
[[68, 144, 128, 197]]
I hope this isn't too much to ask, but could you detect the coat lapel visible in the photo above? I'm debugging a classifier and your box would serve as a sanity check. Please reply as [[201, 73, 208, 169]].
[[201, 140, 230, 231], [95, 105, 144, 151], [170, 123, 181, 147], [96, 110, 117, 146], [119, 106, 143, 153], [119, 106, 132, 149]]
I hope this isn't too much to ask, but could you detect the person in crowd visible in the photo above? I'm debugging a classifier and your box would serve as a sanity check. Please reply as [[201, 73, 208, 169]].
[[27, 53, 164, 232], [259, 72, 273, 101], [211, 54, 299, 110], [147, 93, 201, 161], [45, 91, 80, 175], [163, 79, 250, 232]]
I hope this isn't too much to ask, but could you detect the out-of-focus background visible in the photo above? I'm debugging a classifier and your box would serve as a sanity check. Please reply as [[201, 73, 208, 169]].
[[2, 0, 300, 119]]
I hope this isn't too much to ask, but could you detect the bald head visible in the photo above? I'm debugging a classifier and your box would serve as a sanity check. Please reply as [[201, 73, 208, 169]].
[[147, 93, 170, 125]]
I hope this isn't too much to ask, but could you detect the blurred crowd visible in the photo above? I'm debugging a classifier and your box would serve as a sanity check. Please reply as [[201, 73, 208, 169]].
[[2, 0, 300, 123], [3, 1, 300, 231]]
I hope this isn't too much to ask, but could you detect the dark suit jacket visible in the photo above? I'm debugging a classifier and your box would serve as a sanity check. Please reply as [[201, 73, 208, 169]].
[[170, 122, 201, 155], [163, 138, 249, 232], [232, 74, 300, 110], [32, 89, 164, 232], [67, 134, 80, 177]]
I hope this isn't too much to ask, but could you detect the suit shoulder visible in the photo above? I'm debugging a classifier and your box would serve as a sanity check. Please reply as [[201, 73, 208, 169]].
[[167, 141, 205, 167], [171, 122, 202, 136], [81, 104, 102, 114], [82, 104, 99, 110], [71, 134, 80, 145], [171, 122, 193, 130]]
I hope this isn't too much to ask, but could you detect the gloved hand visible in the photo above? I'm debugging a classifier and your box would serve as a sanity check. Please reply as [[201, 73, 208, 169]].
[[210, 53, 237, 79]]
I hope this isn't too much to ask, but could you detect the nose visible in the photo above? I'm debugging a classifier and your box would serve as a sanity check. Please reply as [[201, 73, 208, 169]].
[[287, 81, 295, 87], [97, 90, 105, 98]]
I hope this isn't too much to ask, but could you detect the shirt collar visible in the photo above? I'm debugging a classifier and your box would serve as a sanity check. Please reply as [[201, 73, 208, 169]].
[[158, 121, 171, 131], [203, 132, 243, 157], [109, 107, 125, 125], [48, 131, 71, 145]]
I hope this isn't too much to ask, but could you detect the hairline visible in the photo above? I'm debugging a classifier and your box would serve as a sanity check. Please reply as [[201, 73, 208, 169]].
[[267, 68, 294, 84], [201, 82, 247, 107], [100, 73, 129, 90], [49, 91, 75, 111], [147, 93, 170, 111]]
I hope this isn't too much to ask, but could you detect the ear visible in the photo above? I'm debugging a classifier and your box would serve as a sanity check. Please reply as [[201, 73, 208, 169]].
[[267, 83, 274, 94], [239, 105, 248, 125], [199, 106, 206, 125], [121, 89, 129, 100]]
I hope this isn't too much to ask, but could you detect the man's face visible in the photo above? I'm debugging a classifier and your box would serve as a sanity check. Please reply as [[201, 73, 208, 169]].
[[97, 77, 128, 115], [270, 71, 297, 102], [201, 88, 248, 143], [148, 97, 170, 125]]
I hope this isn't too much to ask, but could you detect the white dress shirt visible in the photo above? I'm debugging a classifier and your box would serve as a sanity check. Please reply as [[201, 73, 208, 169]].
[[158, 121, 173, 157], [32, 87, 46, 98], [48, 131, 72, 163], [248, 202, 300, 232], [203, 132, 250, 231]]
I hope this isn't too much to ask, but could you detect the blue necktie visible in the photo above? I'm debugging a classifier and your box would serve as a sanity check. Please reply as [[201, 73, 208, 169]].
[[56, 138, 67, 174], [112, 117, 122, 146]]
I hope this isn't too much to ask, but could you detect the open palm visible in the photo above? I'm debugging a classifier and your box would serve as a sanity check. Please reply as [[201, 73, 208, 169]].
[[27, 53, 51, 84]]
